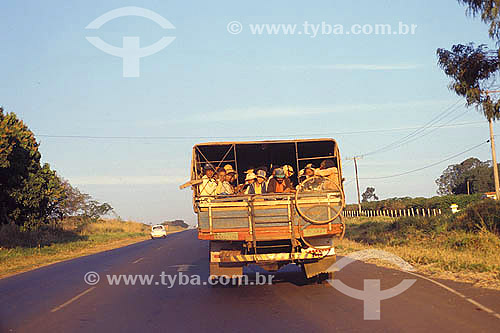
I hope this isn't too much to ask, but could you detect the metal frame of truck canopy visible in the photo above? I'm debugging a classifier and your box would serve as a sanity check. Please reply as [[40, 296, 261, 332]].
[[190, 138, 343, 198]]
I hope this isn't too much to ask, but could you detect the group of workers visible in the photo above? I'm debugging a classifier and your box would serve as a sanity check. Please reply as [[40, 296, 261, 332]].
[[198, 160, 339, 197]]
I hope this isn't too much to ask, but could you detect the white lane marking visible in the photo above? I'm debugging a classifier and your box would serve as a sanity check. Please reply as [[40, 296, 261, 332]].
[[406, 271, 500, 320], [50, 287, 96, 313], [132, 258, 144, 264], [170, 264, 196, 272]]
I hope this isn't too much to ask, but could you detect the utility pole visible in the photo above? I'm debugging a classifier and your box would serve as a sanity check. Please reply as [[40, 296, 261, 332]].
[[467, 180, 470, 195], [347, 156, 363, 213], [485, 90, 500, 200]]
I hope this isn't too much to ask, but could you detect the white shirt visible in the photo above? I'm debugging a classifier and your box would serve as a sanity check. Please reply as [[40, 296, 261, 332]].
[[199, 175, 217, 196], [216, 181, 234, 195]]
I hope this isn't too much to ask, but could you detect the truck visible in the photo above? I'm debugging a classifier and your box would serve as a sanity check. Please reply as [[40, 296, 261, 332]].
[[181, 138, 345, 283]]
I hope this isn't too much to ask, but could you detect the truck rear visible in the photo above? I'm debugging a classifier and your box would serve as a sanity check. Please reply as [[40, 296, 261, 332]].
[[182, 138, 345, 283]]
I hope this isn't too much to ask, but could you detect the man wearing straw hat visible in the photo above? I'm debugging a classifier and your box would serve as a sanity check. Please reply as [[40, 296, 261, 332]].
[[248, 169, 267, 194]]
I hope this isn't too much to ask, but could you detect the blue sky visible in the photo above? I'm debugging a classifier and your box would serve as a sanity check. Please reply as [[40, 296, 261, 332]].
[[1, 0, 498, 225]]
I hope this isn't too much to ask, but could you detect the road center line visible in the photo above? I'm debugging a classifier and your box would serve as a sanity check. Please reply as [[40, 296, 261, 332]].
[[132, 257, 144, 264], [406, 271, 500, 320], [50, 287, 96, 313]]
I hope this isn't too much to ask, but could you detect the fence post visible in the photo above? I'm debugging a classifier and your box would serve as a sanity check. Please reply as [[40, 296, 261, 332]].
[[422, 208, 426, 217], [439, 208, 442, 215], [427, 208, 431, 216]]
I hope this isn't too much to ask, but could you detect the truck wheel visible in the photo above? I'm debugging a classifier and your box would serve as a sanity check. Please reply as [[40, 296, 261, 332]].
[[317, 272, 334, 284]]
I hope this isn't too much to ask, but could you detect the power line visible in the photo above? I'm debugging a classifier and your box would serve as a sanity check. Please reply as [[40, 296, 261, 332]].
[[358, 140, 489, 180], [36, 120, 483, 141], [362, 100, 464, 157], [373, 108, 470, 152]]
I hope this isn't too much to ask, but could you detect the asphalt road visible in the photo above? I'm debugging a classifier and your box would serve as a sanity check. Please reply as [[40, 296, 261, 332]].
[[1, 229, 499, 332]]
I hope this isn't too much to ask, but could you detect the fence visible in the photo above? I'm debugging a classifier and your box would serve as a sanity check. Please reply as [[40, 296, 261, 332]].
[[342, 208, 442, 218]]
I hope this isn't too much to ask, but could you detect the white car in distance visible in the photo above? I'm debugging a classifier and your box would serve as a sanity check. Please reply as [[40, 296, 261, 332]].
[[151, 224, 167, 239]]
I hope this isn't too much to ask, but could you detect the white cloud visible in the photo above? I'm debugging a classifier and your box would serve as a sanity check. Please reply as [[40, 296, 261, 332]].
[[175, 99, 455, 123], [278, 64, 420, 71]]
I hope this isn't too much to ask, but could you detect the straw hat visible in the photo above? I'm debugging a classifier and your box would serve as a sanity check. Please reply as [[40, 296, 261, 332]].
[[245, 172, 257, 181], [282, 165, 294, 176], [224, 164, 236, 174]]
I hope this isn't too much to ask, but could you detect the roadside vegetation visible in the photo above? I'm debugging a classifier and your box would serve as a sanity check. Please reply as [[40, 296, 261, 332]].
[[0, 219, 151, 278], [337, 200, 500, 289], [1, 108, 160, 278]]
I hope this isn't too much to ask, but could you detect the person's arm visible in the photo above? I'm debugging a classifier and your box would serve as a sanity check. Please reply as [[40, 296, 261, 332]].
[[215, 180, 222, 195], [315, 167, 336, 177], [268, 179, 280, 193], [284, 178, 295, 193]]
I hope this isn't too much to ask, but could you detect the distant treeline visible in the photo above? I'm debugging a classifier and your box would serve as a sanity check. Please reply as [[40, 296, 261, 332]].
[[162, 220, 189, 229], [346, 194, 483, 212]]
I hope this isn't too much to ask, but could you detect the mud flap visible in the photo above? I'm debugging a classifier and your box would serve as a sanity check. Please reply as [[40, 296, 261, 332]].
[[209, 241, 244, 278], [303, 255, 337, 279], [209, 263, 243, 277]]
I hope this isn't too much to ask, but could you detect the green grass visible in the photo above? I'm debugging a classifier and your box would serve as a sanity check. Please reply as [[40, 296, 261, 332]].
[[0, 219, 157, 278], [336, 214, 500, 289]]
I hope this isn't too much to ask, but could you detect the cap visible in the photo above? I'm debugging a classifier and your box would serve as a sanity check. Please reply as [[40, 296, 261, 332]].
[[274, 168, 285, 178], [256, 169, 267, 179], [203, 163, 215, 171]]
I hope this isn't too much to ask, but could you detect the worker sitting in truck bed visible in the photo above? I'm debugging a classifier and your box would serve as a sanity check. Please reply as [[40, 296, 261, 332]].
[[236, 171, 257, 194], [247, 169, 267, 194], [267, 168, 294, 193], [223, 164, 238, 187], [314, 159, 340, 190], [298, 163, 315, 183], [216, 167, 234, 195], [282, 164, 297, 187], [199, 164, 218, 196]]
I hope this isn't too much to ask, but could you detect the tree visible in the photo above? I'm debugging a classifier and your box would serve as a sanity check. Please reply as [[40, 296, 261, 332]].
[[437, 1, 500, 200], [459, 0, 500, 41], [162, 220, 189, 229], [437, 43, 500, 120], [361, 187, 379, 202], [56, 178, 113, 221], [0, 107, 67, 227], [0, 107, 112, 228], [436, 157, 496, 194]]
